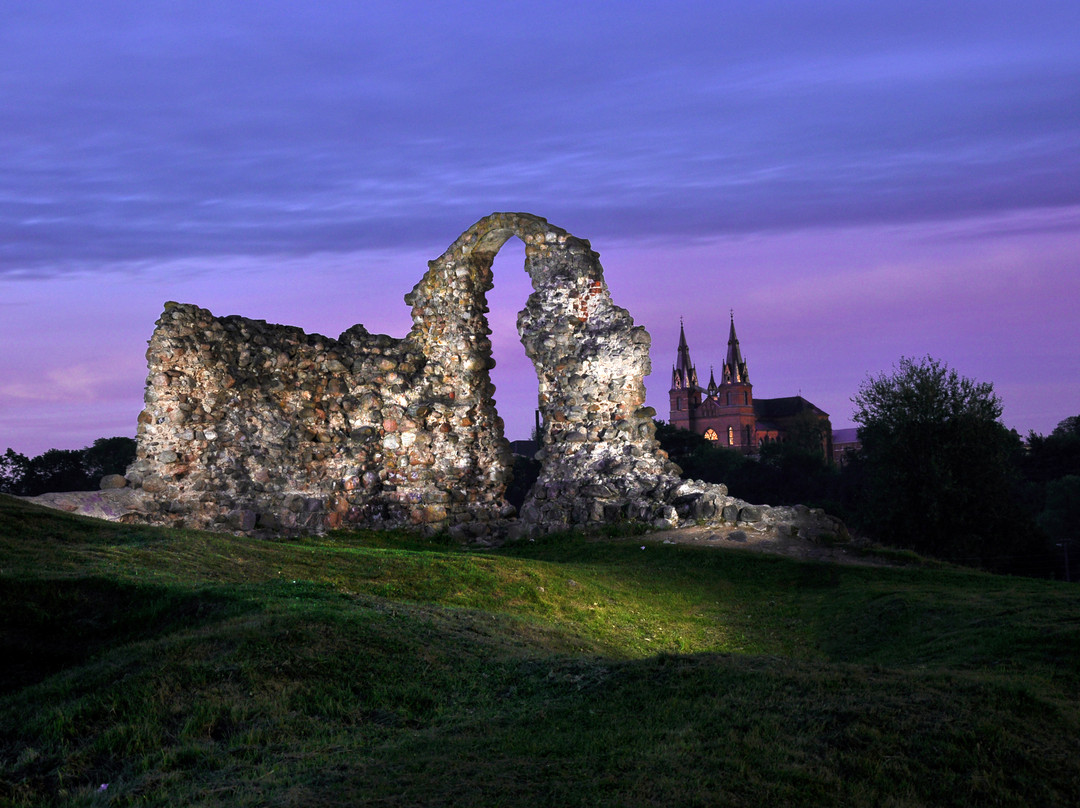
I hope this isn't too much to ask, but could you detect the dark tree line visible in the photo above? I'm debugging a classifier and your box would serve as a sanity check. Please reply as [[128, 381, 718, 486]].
[[1023, 416, 1080, 580], [657, 356, 1079, 580], [0, 437, 136, 497], [655, 416, 850, 517]]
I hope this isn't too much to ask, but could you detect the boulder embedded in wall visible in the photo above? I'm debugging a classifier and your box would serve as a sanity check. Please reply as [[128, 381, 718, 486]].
[[99, 474, 128, 490]]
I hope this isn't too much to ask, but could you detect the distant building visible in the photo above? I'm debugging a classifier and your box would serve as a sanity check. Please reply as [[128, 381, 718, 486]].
[[831, 427, 860, 464], [668, 316, 833, 457], [508, 439, 540, 459]]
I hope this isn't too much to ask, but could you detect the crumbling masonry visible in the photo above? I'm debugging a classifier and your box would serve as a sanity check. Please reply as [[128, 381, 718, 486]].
[[126, 213, 692, 537]]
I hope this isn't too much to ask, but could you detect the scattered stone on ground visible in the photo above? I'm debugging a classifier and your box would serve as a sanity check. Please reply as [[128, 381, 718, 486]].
[[640, 520, 888, 566], [18, 484, 881, 567]]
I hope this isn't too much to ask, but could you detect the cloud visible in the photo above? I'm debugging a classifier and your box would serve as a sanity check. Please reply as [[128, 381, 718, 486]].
[[2, 2, 1079, 451], [2, 2, 1078, 277], [1, 364, 111, 402]]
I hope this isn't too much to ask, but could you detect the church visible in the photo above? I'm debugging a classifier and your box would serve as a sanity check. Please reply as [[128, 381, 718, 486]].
[[668, 315, 833, 457]]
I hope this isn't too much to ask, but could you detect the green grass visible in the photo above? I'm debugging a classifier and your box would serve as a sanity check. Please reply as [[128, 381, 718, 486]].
[[1, 494, 1078, 807]]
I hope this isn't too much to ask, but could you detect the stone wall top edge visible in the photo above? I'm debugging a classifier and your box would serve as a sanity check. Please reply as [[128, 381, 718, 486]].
[[432, 212, 573, 265], [157, 301, 406, 352]]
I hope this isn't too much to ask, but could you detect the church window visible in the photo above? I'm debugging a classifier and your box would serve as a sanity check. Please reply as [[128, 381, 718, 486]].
[[727, 426, 734, 445], [725, 393, 731, 405], [704, 428, 718, 442], [743, 391, 748, 405]]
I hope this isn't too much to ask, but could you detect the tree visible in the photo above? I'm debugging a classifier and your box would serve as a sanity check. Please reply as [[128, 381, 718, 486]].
[[653, 421, 709, 460], [13, 448, 93, 496], [0, 449, 29, 495], [1037, 475, 1080, 581], [654, 420, 844, 513], [654, 420, 748, 485], [852, 356, 1036, 569], [1024, 415, 1080, 484], [0, 437, 136, 496], [757, 415, 840, 512], [83, 436, 137, 482]]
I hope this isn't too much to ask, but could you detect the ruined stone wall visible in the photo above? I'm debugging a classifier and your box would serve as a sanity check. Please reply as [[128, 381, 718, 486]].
[[126, 306, 435, 533], [405, 214, 684, 534], [127, 213, 683, 537]]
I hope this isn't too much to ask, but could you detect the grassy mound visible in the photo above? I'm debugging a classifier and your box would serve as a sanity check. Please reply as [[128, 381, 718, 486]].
[[1, 494, 1078, 806]]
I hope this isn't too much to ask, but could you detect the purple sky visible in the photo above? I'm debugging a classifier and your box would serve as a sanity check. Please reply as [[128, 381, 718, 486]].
[[2, 1, 1078, 456]]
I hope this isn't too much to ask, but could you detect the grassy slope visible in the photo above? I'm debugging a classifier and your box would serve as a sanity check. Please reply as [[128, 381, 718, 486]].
[[1, 494, 1078, 807]]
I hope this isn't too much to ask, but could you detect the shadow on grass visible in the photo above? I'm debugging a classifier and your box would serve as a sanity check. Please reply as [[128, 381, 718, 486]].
[[0, 577, 245, 693]]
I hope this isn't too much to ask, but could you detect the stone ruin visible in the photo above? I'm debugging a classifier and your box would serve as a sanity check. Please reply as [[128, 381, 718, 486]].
[[123, 212, 844, 543], [124, 213, 685, 538]]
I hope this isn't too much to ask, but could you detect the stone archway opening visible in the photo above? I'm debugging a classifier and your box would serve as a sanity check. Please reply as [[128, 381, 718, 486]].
[[485, 238, 544, 513], [486, 238, 538, 444]]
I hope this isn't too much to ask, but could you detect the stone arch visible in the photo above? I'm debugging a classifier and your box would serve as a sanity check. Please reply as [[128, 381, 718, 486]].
[[405, 213, 681, 533], [128, 212, 683, 538]]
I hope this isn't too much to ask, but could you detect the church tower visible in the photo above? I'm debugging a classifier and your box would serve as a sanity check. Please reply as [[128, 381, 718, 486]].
[[722, 313, 749, 385], [669, 321, 700, 431], [667, 314, 832, 455], [716, 313, 756, 449]]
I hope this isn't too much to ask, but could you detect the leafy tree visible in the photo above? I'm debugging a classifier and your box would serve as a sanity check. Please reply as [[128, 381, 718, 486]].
[[852, 356, 1038, 570], [0, 449, 30, 495], [14, 448, 92, 496], [654, 421, 709, 460], [83, 436, 137, 482], [757, 441, 840, 513], [0, 437, 136, 496], [655, 420, 844, 514], [654, 421, 747, 485], [768, 408, 829, 461], [1037, 475, 1080, 581], [1024, 415, 1080, 484]]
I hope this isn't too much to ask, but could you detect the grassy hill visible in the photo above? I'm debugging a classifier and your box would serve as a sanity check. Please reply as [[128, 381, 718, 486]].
[[1, 494, 1078, 807]]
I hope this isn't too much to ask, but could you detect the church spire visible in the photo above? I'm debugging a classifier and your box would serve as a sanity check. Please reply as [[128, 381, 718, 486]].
[[722, 311, 749, 384], [707, 365, 718, 396], [671, 318, 699, 390]]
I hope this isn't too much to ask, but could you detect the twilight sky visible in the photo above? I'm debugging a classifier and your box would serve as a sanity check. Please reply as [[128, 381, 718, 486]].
[[2, 1, 1078, 456]]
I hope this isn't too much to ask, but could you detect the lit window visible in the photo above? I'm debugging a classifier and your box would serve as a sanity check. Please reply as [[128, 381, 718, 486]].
[[727, 426, 734, 445], [704, 428, 718, 442]]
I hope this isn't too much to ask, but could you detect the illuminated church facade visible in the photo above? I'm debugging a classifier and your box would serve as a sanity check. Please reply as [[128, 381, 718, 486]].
[[668, 316, 833, 457]]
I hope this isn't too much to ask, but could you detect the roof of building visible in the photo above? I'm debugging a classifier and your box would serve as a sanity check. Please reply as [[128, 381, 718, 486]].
[[753, 395, 828, 419]]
